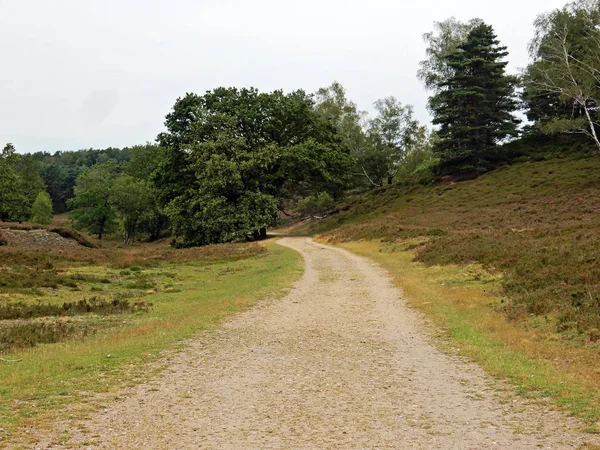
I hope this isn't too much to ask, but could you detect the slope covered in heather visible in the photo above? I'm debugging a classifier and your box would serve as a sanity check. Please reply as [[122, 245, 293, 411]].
[[305, 137, 600, 340]]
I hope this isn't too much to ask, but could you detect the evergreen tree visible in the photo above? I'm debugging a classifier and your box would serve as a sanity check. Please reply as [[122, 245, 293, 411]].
[[430, 23, 520, 174]]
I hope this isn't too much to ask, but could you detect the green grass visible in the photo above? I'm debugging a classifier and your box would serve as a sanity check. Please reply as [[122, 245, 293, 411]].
[[0, 240, 302, 445], [340, 240, 600, 423]]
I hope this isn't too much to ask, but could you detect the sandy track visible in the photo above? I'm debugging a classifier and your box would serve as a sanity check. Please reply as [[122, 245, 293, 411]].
[[37, 237, 598, 449]]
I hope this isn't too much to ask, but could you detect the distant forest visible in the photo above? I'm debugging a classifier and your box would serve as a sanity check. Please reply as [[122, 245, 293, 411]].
[[1, 0, 599, 246]]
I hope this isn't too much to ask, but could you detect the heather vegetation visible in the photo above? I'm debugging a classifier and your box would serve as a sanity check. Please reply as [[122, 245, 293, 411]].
[[2, 0, 600, 436], [304, 135, 600, 338], [1, 0, 597, 337], [2, 0, 598, 342], [0, 238, 301, 437]]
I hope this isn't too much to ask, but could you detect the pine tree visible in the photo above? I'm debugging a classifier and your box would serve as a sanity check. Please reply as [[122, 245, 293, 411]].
[[430, 23, 520, 174]]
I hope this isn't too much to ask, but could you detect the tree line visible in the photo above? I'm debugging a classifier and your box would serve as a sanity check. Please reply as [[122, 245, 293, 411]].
[[2, 0, 598, 246]]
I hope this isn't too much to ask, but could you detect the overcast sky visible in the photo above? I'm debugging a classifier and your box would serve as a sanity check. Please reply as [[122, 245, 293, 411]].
[[0, 0, 569, 153]]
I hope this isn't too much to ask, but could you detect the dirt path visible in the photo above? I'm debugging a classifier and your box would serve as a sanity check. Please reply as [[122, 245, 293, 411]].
[[37, 237, 598, 449]]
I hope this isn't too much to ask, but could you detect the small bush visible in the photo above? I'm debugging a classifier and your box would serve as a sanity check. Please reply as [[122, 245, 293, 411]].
[[125, 280, 155, 290], [0, 321, 88, 351], [426, 228, 448, 236], [0, 297, 152, 320], [297, 192, 335, 217]]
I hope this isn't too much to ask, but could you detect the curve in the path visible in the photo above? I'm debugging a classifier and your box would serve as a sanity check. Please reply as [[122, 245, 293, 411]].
[[38, 238, 598, 449]]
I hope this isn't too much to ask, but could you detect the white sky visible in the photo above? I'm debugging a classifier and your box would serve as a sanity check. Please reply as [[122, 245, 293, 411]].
[[0, 0, 569, 153]]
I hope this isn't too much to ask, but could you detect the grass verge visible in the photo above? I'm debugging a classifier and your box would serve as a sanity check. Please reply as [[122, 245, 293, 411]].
[[335, 239, 600, 426], [301, 146, 600, 340], [0, 240, 302, 446]]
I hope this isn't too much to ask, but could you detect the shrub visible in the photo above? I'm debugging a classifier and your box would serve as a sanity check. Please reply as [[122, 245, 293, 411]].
[[0, 321, 85, 351], [0, 297, 152, 320], [30, 191, 53, 225], [297, 192, 335, 217]]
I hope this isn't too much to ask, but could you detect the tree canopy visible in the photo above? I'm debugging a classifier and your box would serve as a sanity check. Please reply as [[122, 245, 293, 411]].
[[154, 87, 352, 246], [418, 17, 484, 95], [522, 0, 600, 151], [68, 163, 119, 239], [430, 23, 520, 173], [31, 191, 53, 225]]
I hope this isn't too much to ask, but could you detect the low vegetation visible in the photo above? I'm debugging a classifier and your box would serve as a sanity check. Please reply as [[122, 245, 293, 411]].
[[1, 0, 599, 441], [340, 240, 600, 423], [309, 137, 600, 339], [0, 238, 301, 444], [298, 137, 600, 420]]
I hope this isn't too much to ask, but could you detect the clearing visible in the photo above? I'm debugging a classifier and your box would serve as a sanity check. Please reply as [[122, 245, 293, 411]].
[[34, 238, 600, 449]]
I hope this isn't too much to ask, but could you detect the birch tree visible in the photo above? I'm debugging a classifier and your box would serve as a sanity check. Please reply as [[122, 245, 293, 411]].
[[524, 0, 600, 152]]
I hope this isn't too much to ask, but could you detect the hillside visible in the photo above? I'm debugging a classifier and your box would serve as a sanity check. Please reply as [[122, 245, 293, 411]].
[[303, 137, 600, 341]]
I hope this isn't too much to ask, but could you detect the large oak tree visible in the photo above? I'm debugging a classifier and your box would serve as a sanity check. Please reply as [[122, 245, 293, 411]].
[[155, 87, 352, 246]]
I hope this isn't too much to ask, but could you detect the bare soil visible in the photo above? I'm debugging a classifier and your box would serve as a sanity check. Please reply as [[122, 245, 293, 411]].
[[33, 238, 600, 449]]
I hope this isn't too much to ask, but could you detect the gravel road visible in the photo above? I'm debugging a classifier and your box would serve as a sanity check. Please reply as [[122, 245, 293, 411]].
[[37, 237, 599, 449]]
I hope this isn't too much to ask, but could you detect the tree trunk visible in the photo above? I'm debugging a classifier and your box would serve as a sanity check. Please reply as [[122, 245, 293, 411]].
[[98, 216, 106, 240], [260, 227, 267, 240], [582, 102, 600, 154]]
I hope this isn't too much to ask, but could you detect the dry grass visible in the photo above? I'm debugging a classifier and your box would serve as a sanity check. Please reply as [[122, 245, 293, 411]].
[[305, 140, 600, 340], [0, 239, 301, 444], [340, 240, 600, 422]]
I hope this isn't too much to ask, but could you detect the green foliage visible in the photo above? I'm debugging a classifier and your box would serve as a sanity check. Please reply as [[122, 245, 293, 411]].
[[156, 87, 352, 246], [14, 156, 46, 212], [68, 163, 119, 239], [430, 23, 520, 174], [33, 147, 132, 214], [39, 162, 78, 214], [0, 143, 47, 222], [315, 82, 368, 173], [111, 175, 158, 245], [297, 192, 335, 217], [418, 17, 484, 94], [30, 191, 53, 225], [0, 144, 28, 222], [126, 143, 166, 180], [355, 98, 428, 187], [68, 159, 163, 243], [522, 0, 600, 150], [125, 144, 169, 241]]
